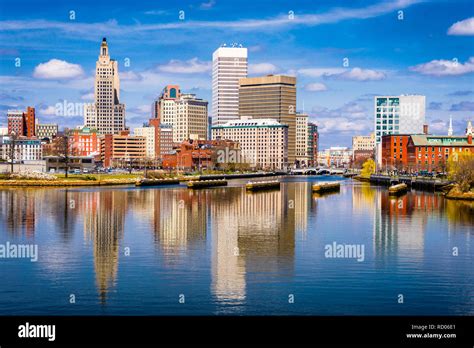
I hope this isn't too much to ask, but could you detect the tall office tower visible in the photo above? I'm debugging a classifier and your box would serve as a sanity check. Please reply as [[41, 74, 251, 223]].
[[295, 113, 308, 166], [307, 123, 319, 167], [374, 95, 425, 165], [212, 45, 248, 126], [85, 38, 126, 135], [239, 75, 297, 165]]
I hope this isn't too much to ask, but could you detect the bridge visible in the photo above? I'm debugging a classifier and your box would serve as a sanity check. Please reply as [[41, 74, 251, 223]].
[[290, 167, 345, 175]]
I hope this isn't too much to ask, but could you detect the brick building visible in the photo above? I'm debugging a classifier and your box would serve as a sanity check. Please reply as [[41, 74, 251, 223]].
[[100, 130, 146, 167]]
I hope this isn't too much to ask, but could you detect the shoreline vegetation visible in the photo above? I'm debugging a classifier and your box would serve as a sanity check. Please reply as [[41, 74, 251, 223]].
[[0, 170, 276, 187]]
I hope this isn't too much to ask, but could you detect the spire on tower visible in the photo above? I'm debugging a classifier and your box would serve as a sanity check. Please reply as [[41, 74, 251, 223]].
[[448, 116, 453, 136], [466, 120, 473, 136]]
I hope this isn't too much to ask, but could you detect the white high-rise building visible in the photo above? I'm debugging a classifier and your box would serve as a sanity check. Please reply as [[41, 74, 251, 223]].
[[212, 45, 248, 126], [374, 95, 425, 165], [296, 113, 308, 166], [85, 38, 125, 135]]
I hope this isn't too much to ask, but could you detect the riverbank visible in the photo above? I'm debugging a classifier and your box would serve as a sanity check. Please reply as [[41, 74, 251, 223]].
[[445, 185, 474, 201], [0, 171, 285, 187]]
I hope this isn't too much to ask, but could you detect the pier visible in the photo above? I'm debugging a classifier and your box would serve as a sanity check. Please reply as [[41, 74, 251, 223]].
[[245, 180, 281, 191], [187, 180, 228, 189], [136, 178, 180, 186]]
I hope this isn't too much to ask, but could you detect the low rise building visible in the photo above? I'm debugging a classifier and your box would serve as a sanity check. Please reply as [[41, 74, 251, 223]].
[[69, 126, 100, 157], [100, 130, 146, 167], [317, 147, 352, 168], [407, 134, 474, 172], [162, 139, 239, 171]]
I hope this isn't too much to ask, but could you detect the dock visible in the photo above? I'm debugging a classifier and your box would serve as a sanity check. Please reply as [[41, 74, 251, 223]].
[[312, 182, 341, 193], [187, 179, 228, 189], [245, 180, 280, 191], [388, 183, 408, 196], [136, 178, 180, 186]]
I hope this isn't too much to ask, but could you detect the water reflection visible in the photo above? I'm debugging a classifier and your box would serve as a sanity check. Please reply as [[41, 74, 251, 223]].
[[0, 182, 472, 314]]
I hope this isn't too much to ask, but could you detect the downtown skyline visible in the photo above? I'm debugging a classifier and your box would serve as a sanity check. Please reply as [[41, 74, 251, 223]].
[[0, 0, 474, 148]]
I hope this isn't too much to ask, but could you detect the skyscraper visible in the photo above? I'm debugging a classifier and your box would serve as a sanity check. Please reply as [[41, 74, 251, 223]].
[[239, 75, 297, 165], [85, 38, 125, 135], [212, 45, 248, 126]]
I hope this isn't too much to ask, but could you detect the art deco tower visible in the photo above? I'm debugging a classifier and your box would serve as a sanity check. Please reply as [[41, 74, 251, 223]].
[[85, 38, 126, 135]]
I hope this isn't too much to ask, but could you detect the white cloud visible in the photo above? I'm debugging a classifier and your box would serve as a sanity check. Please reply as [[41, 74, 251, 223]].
[[80, 93, 94, 101], [39, 105, 56, 116], [305, 83, 328, 92], [0, 0, 422, 36], [120, 71, 143, 81], [317, 117, 369, 134], [448, 17, 474, 36], [248, 63, 278, 75], [157, 58, 211, 74], [33, 59, 84, 80], [409, 57, 474, 76], [298, 68, 345, 77], [200, 0, 216, 9], [330, 67, 386, 81]]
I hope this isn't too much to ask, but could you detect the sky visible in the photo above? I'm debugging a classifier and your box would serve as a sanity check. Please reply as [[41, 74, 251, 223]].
[[0, 0, 473, 148]]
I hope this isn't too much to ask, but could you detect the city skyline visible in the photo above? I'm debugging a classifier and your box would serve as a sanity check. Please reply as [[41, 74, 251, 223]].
[[0, 0, 474, 148]]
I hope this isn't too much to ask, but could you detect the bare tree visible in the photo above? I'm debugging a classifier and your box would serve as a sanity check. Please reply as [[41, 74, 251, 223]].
[[7, 132, 18, 173]]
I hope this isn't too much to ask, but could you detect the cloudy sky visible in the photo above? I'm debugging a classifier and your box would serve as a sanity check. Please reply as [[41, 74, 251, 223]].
[[0, 0, 473, 148]]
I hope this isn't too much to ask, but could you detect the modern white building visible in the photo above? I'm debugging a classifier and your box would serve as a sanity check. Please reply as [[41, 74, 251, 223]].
[[212, 45, 248, 126], [374, 95, 425, 165], [85, 38, 126, 135], [296, 113, 309, 166], [212, 116, 288, 170], [134, 126, 156, 158]]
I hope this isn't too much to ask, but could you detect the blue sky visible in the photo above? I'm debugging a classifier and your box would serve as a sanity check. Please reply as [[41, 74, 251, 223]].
[[0, 0, 473, 148]]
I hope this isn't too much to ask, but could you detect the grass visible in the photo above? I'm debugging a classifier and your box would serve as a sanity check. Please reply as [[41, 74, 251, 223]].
[[54, 173, 142, 180]]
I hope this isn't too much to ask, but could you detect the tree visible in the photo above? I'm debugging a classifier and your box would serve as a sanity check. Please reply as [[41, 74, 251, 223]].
[[447, 151, 474, 192], [360, 158, 376, 178], [7, 132, 18, 173]]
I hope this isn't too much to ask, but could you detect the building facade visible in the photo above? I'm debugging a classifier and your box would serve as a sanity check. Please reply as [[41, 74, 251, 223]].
[[212, 45, 248, 126], [85, 38, 126, 135], [162, 139, 239, 171], [307, 123, 319, 167], [238, 75, 297, 164], [407, 134, 474, 172], [353, 133, 375, 152], [374, 95, 425, 165], [69, 126, 100, 157], [317, 147, 352, 168], [381, 134, 412, 171], [0, 136, 42, 161], [100, 131, 146, 167], [296, 113, 308, 167], [35, 123, 58, 140], [134, 126, 156, 158], [212, 117, 288, 170], [7, 107, 35, 137]]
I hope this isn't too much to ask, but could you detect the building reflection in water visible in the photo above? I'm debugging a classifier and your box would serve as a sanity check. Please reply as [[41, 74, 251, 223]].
[[0, 189, 36, 238], [207, 183, 309, 312], [83, 190, 126, 305]]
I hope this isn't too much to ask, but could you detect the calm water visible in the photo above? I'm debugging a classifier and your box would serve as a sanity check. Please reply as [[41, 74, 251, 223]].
[[0, 176, 472, 315]]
